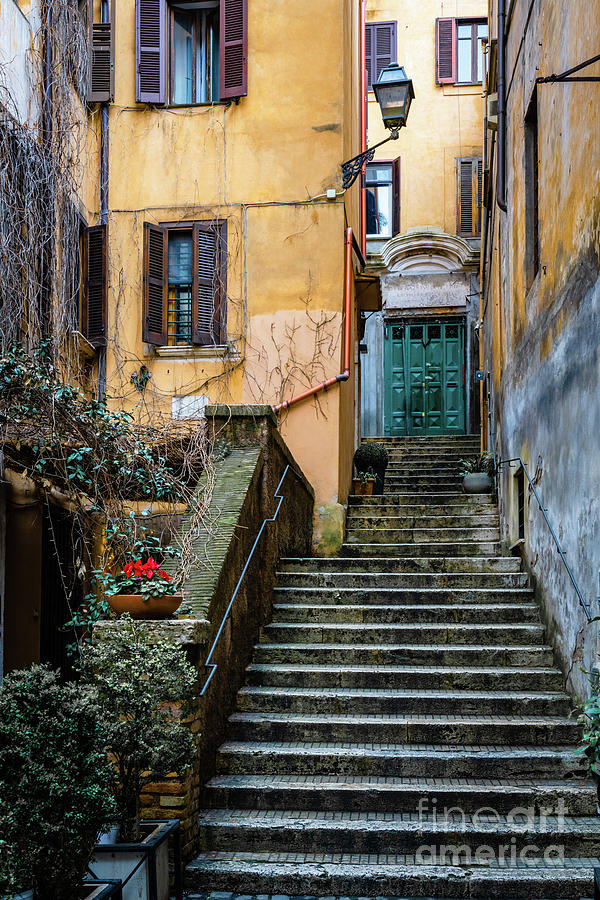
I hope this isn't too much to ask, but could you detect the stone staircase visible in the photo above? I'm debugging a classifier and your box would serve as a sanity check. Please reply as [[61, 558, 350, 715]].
[[186, 435, 600, 899]]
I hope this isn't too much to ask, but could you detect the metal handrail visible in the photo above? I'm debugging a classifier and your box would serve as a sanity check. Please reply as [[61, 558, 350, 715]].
[[200, 463, 304, 696], [498, 457, 593, 622]]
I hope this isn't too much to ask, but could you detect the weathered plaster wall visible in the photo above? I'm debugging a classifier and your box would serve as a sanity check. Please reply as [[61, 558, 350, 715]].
[[482, 0, 600, 699], [90, 0, 361, 528]]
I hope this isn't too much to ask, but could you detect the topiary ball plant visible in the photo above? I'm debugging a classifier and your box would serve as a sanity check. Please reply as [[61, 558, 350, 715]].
[[353, 442, 389, 474], [0, 665, 116, 900]]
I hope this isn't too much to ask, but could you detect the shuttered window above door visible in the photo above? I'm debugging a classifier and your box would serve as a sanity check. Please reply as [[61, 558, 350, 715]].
[[365, 22, 397, 90]]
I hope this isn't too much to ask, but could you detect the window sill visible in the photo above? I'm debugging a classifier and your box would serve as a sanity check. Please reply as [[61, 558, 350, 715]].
[[166, 101, 225, 109], [443, 83, 483, 96], [154, 344, 236, 360]]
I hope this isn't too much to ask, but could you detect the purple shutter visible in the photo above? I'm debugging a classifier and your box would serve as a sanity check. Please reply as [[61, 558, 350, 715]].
[[436, 17, 456, 84], [135, 0, 166, 104], [143, 223, 167, 344], [458, 158, 474, 235], [375, 23, 396, 83], [193, 223, 217, 344], [392, 157, 401, 236], [365, 24, 373, 89], [220, 0, 248, 99], [88, 0, 115, 103], [84, 225, 107, 347]]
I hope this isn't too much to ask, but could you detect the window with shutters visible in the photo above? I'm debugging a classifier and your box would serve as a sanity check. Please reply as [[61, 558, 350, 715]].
[[135, 0, 247, 105], [143, 221, 227, 347], [365, 22, 397, 90], [366, 160, 400, 238], [87, 0, 115, 103], [524, 89, 539, 291], [457, 157, 483, 237], [436, 18, 487, 85], [80, 224, 108, 348]]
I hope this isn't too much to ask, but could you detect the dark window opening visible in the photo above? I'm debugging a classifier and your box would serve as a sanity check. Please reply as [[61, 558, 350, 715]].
[[167, 229, 193, 344], [516, 469, 525, 540], [170, 2, 220, 104], [525, 89, 540, 291], [366, 159, 400, 237], [429, 324, 441, 340]]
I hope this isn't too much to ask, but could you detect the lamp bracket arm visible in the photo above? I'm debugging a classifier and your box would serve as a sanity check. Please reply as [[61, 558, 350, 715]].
[[341, 129, 400, 189]]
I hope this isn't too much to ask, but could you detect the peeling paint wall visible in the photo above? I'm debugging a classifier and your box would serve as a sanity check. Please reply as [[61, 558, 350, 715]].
[[482, 0, 600, 698]]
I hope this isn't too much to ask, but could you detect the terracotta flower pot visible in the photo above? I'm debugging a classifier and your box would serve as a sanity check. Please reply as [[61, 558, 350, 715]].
[[353, 477, 375, 496], [107, 593, 183, 619]]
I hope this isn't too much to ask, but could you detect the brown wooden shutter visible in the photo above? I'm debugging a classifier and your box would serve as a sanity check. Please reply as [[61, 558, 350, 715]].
[[135, 0, 166, 104], [365, 24, 373, 89], [366, 23, 397, 89], [392, 157, 401, 236], [192, 222, 227, 345], [143, 223, 167, 345], [83, 225, 107, 347], [476, 158, 483, 235], [436, 17, 456, 84], [220, 0, 248, 100], [87, 0, 115, 103], [457, 158, 482, 236]]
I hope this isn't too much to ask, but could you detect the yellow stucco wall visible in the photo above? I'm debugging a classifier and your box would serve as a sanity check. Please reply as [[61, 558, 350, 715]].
[[367, 0, 486, 235], [84, 0, 362, 518]]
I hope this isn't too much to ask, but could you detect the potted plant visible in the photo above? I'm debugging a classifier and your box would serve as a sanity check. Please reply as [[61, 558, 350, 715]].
[[352, 468, 376, 496], [103, 555, 182, 619], [459, 452, 495, 494], [0, 666, 117, 900], [353, 442, 389, 495], [81, 617, 195, 900]]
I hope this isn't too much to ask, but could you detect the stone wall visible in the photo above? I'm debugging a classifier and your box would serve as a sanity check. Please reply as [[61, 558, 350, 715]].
[[94, 406, 314, 860]]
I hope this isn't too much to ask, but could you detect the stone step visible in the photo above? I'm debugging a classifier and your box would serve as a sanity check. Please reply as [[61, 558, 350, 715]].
[[342, 542, 503, 558], [205, 773, 595, 815], [279, 556, 522, 572], [346, 513, 500, 528], [273, 586, 535, 605], [215, 741, 586, 779], [345, 527, 501, 542], [186, 851, 598, 898], [252, 643, 555, 667], [277, 572, 530, 589], [186, 892, 594, 900], [260, 622, 545, 646], [350, 493, 493, 506], [227, 710, 577, 745], [235, 685, 570, 717], [271, 602, 540, 624], [245, 663, 564, 691], [384, 479, 465, 489], [197, 809, 597, 855]]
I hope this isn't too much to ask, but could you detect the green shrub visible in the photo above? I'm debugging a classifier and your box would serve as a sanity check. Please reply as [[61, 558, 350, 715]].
[[80, 617, 197, 842], [353, 442, 389, 475], [0, 666, 116, 900], [459, 452, 496, 478], [576, 690, 600, 775]]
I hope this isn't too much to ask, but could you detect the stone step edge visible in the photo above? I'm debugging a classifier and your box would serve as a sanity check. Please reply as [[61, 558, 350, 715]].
[[206, 774, 594, 792], [230, 711, 575, 726]]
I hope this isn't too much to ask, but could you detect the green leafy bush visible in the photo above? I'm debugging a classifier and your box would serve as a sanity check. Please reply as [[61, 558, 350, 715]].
[[353, 442, 389, 475], [81, 617, 197, 841], [459, 452, 496, 478], [0, 666, 116, 900], [576, 690, 600, 775]]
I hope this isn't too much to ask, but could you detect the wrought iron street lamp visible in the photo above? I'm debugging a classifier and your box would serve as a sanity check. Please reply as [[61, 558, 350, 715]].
[[341, 64, 414, 189]]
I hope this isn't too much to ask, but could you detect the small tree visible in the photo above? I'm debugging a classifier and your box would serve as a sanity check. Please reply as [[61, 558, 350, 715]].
[[0, 665, 116, 900], [81, 617, 197, 841]]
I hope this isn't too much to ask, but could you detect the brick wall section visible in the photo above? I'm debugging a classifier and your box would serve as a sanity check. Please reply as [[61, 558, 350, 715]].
[[94, 406, 314, 861]]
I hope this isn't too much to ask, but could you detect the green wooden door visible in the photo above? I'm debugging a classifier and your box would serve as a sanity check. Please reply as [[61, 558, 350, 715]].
[[384, 320, 465, 436]]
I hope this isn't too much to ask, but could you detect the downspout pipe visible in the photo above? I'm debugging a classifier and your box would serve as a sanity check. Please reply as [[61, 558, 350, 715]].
[[273, 227, 353, 413], [497, 0, 507, 212], [360, 0, 367, 258]]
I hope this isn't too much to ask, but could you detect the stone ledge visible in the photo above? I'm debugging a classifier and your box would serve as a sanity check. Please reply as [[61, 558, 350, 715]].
[[206, 404, 277, 427], [93, 617, 210, 646]]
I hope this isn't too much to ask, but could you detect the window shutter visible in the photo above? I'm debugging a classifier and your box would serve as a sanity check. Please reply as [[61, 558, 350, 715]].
[[135, 0, 166, 104], [476, 158, 483, 234], [392, 157, 401, 236], [220, 0, 248, 100], [365, 25, 373, 89], [436, 17, 456, 84], [143, 223, 167, 345], [192, 222, 226, 345], [458, 158, 482, 236], [83, 225, 107, 348], [88, 0, 115, 102], [375, 23, 396, 84]]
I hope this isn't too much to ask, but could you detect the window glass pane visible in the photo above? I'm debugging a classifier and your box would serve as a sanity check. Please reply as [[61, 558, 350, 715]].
[[366, 163, 393, 184], [196, 13, 207, 103], [457, 24, 472, 38], [173, 11, 194, 104], [366, 184, 392, 237], [457, 35, 473, 82], [168, 231, 193, 284]]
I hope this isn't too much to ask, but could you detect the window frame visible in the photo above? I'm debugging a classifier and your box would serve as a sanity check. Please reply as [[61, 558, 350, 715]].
[[456, 157, 483, 238], [455, 18, 487, 86], [365, 159, 400, 238], [168, 2, 219, 106], [148, 219, 227, 349], [524, 87, 540, 291]]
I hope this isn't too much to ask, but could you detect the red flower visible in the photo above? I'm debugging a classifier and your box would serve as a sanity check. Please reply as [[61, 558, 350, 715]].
[[122, 556, 170, 582]]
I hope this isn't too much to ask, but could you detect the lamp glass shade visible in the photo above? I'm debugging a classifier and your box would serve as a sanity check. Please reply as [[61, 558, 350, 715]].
[[373, 64, 415, 130]]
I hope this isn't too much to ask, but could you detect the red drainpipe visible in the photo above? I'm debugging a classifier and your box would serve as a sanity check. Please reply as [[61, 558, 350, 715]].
[[273, 227, 353, 414], [360, 0, 367, 258]]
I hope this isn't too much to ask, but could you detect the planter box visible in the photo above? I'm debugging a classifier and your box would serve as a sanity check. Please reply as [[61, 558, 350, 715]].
[[82, 883, 123, 899], [88, 820, 182, 900], [353, 477, 375, 496]]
